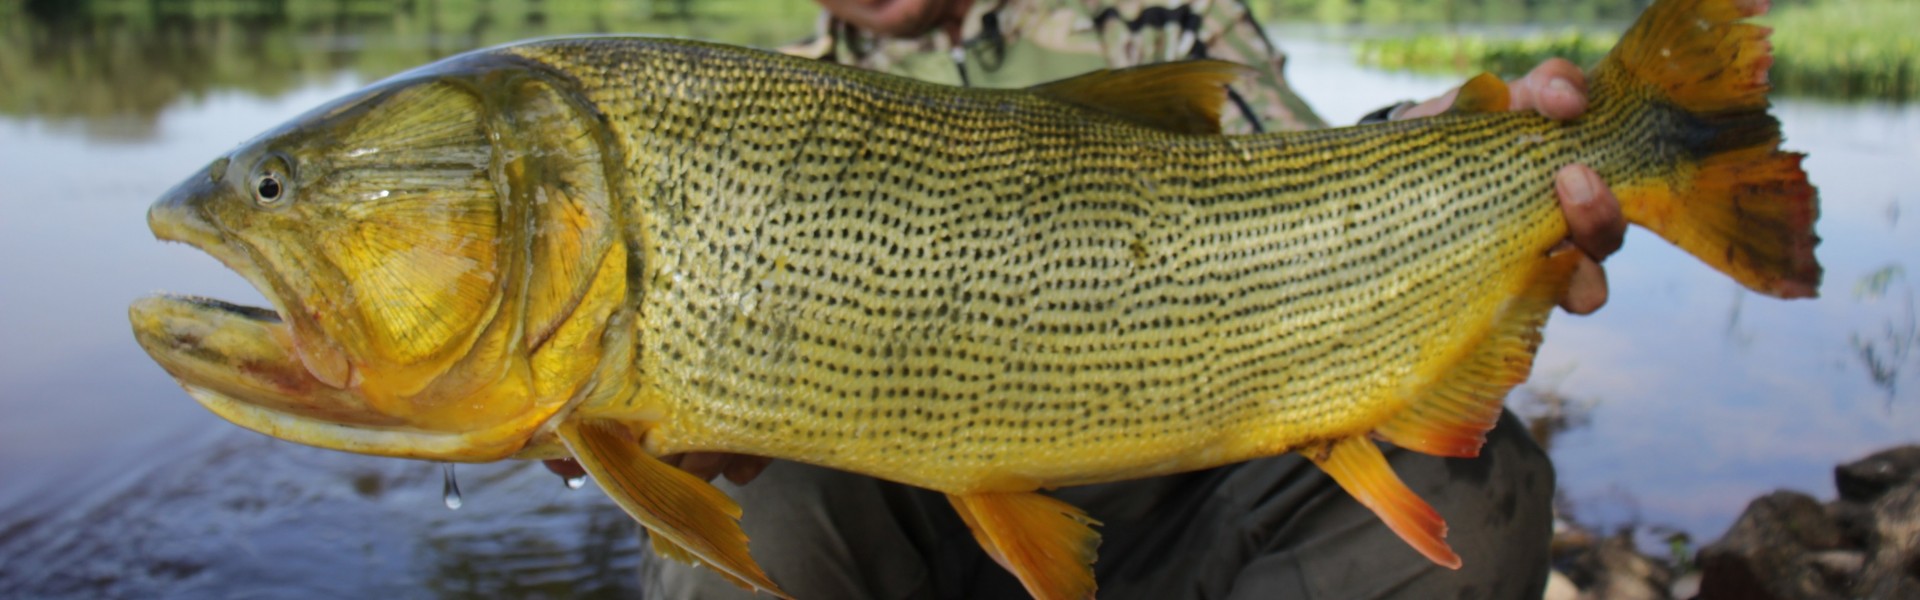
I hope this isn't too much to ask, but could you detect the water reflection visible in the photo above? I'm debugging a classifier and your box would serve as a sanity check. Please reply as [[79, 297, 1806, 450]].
[[0, 428, 642, 598], [1850, 265, 1917, 403], [0, 0, 815, 140]]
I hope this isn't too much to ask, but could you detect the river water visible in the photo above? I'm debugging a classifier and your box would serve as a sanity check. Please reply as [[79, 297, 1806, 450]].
[[1, 4, 1915, 598]]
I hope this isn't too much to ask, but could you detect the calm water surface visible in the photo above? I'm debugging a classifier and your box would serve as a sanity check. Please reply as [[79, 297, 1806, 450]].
[[2, 6, 1916, 598]]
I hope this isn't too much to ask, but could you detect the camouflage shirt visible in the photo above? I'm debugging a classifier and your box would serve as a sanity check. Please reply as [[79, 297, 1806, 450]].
[[784, 0, 1326, 134]]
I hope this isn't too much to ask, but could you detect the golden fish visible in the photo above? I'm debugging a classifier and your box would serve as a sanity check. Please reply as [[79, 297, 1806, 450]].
[[130, 0, 1817, 597]]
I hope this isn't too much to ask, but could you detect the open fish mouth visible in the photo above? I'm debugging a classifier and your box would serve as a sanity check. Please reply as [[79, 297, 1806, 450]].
[[129, 172, 496, 460], [130, 286, 516, 461]]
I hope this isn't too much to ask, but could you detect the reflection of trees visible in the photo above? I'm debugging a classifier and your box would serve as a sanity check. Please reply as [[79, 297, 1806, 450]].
[[0, 0, 813, 140], [1723, 290, 1755, 348], [1851, 264, 1917, 404]]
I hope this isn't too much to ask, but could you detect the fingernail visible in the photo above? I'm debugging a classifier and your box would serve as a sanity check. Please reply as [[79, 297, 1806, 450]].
[[1559, 167, 1595, 206], [1547, 77, 1576, 100]]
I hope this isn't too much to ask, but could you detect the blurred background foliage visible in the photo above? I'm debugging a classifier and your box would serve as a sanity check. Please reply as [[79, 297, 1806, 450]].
[[0, 0, 819, 136], [3, 0, 1912, 140], [1353, 0, 1918, 101]]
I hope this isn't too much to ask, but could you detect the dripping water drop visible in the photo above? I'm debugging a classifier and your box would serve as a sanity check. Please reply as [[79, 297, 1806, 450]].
[[442, 463, 464, 510], [565, 474, 587, 490]]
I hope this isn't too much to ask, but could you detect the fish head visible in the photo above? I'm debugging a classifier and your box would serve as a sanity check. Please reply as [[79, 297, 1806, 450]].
[[131, 57, 627, 462]]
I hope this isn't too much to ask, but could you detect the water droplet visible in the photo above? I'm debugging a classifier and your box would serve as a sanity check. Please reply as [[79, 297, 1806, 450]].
[[565, 475, 587, 490], [442, 463, 464, 510]]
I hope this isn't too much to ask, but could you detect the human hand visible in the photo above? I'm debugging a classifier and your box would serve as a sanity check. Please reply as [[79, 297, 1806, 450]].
[[542, 452, 774, 486], [1395, 59, 1627, 315], [663, 452, 775, 485]]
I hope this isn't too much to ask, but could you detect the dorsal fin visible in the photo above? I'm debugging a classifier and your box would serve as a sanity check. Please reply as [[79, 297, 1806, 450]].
[[1448, 72, 1512, 114], [1031, 60, 1246, 135]]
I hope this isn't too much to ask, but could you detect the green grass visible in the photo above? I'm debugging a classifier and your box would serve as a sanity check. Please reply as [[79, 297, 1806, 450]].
[[1354, 0, 1920, 102]]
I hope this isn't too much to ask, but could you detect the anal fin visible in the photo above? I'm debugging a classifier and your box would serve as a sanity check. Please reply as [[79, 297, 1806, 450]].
[[948, 492, 1102, 600], [1375, 249, 1580, 457], [558, 419, 791, 599], [1307, 436, 1461, 569]]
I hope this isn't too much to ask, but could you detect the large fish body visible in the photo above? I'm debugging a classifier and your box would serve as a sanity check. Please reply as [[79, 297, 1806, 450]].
[[130, 0, 1817, 597]]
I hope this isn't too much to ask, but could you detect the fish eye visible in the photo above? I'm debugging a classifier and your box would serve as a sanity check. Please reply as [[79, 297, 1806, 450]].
[[256, 175, 282, 200], [251, 154, 295, 208]]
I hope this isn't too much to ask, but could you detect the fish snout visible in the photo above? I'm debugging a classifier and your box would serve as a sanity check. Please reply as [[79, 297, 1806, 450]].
[[148, 160, 229, 247]]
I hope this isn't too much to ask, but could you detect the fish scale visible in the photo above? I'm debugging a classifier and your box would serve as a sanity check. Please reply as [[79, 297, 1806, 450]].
[[504, 39, 1589, 492]]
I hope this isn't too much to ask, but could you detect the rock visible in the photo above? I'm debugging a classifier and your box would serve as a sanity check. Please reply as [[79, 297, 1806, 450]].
[[1542, 569, 1578, 600], [1805, 549, 1866, 589], [1858, 481, 1920, 598], [1668, 572, 1699, 599], [1696, 490, 1848, 600], [1690, 447, 1920, 599], [1830, 497, 1877, 548], [1566, 530, 1671, 600], [1835, 445, 1920, 503]]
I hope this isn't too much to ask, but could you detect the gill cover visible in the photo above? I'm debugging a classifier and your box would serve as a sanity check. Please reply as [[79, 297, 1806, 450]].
[[321, 61, 626, 455]]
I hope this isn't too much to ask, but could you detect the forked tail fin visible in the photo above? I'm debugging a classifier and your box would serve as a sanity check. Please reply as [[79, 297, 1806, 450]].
[[1594, 0, 1821, 297]]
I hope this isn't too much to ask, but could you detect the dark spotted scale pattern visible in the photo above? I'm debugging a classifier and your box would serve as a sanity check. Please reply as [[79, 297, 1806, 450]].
[[506, 38, 1679, 493]]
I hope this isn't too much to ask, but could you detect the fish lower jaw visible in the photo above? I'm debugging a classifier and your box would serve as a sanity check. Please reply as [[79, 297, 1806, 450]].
[[183, 383, 530, 462]]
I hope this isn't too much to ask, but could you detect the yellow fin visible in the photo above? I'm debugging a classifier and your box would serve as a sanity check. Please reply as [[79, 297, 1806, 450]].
[[1375, 250, 1580, 457], [1601, 0, 1775, 115], [1306, 437, 1461, 569], [947, 492, 1102, 600], [558, 419, 791, 599], [1597, 0, 1820, 298], [1031, 60, 1244, 135], [1447, 72, 1511, 114], [648, 533, 701, 569]]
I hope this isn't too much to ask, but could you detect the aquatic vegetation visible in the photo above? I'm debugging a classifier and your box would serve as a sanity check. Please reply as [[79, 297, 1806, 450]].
[[1355, 0, 1920, 102], [1852, 265, 1917, 403], [1356, 29, 1619, 80]]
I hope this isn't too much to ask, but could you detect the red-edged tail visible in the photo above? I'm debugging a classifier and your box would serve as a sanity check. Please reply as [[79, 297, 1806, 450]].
[[1596, 0, 1821, 298]]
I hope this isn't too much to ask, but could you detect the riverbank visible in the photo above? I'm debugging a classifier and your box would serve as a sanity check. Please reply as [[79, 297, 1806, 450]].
[[1548, 445, 1920, 599]]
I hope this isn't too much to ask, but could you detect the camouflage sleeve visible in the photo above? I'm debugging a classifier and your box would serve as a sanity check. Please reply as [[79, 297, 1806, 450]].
[[782, 0, 1327, 133]]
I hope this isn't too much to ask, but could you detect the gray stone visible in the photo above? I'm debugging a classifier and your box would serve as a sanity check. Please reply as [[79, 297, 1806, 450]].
[[1829, 497, 1877, 548], [1542, 570, 1578, 600], [1857, 481, 1920, 598], [1668, 572, 1700, 600], [1696, 490, 1847, 600], [1803, 549, 1864, 591], [1568, 531, 1671, 600], [1836, 445, 1920, 504]]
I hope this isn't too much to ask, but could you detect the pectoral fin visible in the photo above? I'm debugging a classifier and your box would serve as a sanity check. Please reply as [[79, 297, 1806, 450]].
[[948, 492, 1102, 600], [558, 419, 791, 598], [1306, 436, 1462, 569]]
